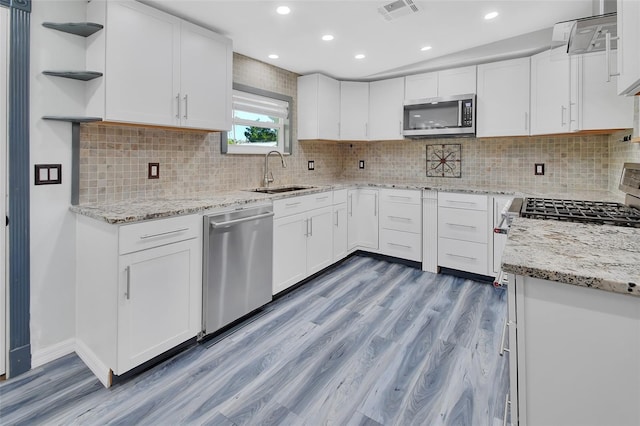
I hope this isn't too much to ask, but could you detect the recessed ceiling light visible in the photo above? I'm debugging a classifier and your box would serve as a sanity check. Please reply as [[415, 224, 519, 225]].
[[276, 6, 290, 15], [268, 54, 279, 59], [421, 45, 432, 51], [355, 54, 366, 59], [322, 34, 334, 41], [484, 11, 499, 20]]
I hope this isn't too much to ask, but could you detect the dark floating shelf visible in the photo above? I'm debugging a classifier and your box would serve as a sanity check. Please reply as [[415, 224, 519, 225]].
[[43, 71, 103, 81], [43, 116, 103, 123], [42, 22, 104, 37]]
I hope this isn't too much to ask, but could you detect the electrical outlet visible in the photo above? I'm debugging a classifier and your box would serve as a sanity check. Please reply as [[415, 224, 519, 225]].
[[308, 160, 315, 170], [535, 163, 545, 176], [359, 160, 365, 169], [34, 164, 62, 185], [148, 163, 160, 179]]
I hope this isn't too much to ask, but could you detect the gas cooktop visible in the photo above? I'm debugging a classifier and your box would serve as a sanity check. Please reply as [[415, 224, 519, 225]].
[[521, 198, 640, 227]]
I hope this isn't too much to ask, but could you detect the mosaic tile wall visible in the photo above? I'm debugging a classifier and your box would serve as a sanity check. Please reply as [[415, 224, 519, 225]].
[[78, 53, 639, 204], [338, 134, 611, 192], [78, 53, 344, 204]]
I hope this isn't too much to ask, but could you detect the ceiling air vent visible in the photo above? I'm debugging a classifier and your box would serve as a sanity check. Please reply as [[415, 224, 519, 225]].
[[378, 0, 419, 22]]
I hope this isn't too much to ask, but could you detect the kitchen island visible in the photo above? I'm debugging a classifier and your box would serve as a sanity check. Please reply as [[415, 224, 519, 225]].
[[501, 217, 640, 426]]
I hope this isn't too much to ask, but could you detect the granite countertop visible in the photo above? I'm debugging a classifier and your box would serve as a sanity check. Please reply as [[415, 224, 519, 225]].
[[501, 217, 640, 298], [70, 181, 626, 224]]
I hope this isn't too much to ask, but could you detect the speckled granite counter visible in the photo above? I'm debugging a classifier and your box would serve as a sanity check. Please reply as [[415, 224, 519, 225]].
[[501, 217, 640, 298], [70, 181, 625, 225]]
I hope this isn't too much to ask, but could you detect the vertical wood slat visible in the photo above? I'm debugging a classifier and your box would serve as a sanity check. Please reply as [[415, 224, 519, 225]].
[[8, 2, 31, 377]]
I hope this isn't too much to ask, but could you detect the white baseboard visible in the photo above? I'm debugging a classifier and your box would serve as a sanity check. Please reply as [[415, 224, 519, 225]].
[[31, 338, 76, 368], [75, 340, 111, 388]]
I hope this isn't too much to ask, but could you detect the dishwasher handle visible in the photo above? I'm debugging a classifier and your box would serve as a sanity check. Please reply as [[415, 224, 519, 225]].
[[210, 211, 274, 229]]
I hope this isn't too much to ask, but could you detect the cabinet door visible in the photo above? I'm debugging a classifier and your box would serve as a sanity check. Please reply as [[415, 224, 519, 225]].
[[617, 0, 640, 95], [105, 1, 180, 126], [307, 206, 334, 275], [405, 71, 438, 100], [273, 213, 307, 294], [180, 21, 232, 131], [368, 77, 404, 140], [571, 51, 634, 131], [117, 238, 200, 374], [333, 204, 348, 261], [477, 58, 530, 137], [354, 189, 379, 250], [438, 65, 477, 97], [530, 48, 571, 135], [297, 74, 340, 140], [340, 81, 369, 140]]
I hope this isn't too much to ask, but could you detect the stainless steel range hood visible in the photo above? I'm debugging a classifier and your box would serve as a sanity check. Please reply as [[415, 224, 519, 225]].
[[552, 0, 617, 55]]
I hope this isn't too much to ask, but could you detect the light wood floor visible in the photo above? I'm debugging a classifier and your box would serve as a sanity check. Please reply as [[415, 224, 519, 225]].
[[0, 255, 509, 425]]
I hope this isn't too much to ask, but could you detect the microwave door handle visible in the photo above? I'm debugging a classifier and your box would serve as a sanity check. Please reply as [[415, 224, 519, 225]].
[[458, 100, 463, 127]]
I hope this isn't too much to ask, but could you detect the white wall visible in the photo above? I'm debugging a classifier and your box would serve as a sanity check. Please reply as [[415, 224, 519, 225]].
[[29, 0, 86, 366]]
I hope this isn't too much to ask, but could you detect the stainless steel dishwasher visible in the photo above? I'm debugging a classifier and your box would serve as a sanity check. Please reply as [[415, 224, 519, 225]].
[[202, 203, 274, 336]]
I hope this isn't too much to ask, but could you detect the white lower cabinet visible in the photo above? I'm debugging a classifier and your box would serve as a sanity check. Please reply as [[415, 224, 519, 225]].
[[509, 275, 640, 426], [347, 188, 379, 250], [378, 188, 422, 262], [272, 192, 333, 294], [332, 189, 348, 261], [437, 192, 491, 276], [76, 214, 202, 387]]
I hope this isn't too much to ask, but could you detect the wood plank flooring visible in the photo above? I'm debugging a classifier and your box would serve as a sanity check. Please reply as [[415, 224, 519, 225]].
[[0, 255, 509, 425]]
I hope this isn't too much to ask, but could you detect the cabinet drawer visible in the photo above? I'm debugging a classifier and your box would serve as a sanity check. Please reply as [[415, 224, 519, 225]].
[[380, 229, 422, 262], [380, 202, 421, 233], [380, 188, 421, 205], [438, 192, 488, 211], [273, 191, 332, 218], [333, 189, 348, 205], [438, 237, 488, 276], [119, 214, 200, 255], [438, 207, 488, 243]]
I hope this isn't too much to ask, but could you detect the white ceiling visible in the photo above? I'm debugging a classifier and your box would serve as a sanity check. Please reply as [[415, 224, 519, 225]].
[[143, 0, 595, 80]]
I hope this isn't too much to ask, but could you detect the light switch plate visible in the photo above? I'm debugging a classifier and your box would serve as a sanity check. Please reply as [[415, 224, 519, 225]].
[[308, 160, 315, 170], [34, 164, 62, 185], [359, 160, 365, 169], [148, 163, 160, 179], [535, 163, 545, 176]]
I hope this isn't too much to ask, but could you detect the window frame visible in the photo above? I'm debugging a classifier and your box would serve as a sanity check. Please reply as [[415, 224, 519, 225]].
[[221, 83, 293, 155]]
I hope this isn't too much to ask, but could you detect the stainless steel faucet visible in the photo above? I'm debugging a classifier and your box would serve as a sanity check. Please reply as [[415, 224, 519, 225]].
[[263, 150, 287, 187]]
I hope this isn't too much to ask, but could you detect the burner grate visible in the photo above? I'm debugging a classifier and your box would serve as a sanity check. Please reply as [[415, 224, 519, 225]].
[[521, 198, 640, 227]]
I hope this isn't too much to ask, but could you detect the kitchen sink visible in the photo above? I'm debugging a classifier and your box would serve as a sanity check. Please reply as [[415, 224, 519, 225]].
[[249, 185, 315, 194]]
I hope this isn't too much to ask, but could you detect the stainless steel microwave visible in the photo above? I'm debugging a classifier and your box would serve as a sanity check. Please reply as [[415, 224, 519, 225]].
[[403, 94, 476, 138]]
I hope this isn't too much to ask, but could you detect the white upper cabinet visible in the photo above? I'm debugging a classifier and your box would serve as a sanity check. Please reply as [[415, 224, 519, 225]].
[[179, 21, 233, 131], [570, 51, 634, 131], [86, 0, 232, 131], [405, 66, 476, 100], [477, 57, 531, 137], [530, 48, 571, 135], [437, 66, 477, 96], [368, 77, 404, 140], [617, 0, 640, 95], [297, 73, 340, 140], [339, 81, 369, 140], [404, 71, 438, 100]]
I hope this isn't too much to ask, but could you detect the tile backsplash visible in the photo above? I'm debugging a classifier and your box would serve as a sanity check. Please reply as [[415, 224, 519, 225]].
[[78, 53, 640, 204]]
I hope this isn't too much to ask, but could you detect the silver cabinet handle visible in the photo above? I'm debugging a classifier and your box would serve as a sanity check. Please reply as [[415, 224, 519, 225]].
[[398, 120, 402, 135], [499, 319, 510, 356], [176, 94, 180, 119], [388, 195, 412, 201], [446, 200, 475, 205], [125, 266, 131, 300], [446, 253, 476, 260], [374, 194, 378, 217], [309, 217, 313, 237], [388, 215, 411, 221], [183, 94, 188, 119], [524, 112, 528, 131], [140, 227, 189, 239], [388, 242, 411, 249], [561, 105, 567, 126], [286, 201, 302, 207], [365, 122, 368, 138], [335, 210, 339, 227], [349, 194, 353, 217], [605, 32, 620, 82], [445, 223, 476, 229], [316, 196, 329, 201], [502, 393, 510, 426]]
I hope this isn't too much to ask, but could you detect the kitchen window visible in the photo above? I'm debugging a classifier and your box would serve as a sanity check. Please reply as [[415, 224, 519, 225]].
[[222, 85, 292, 155]]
